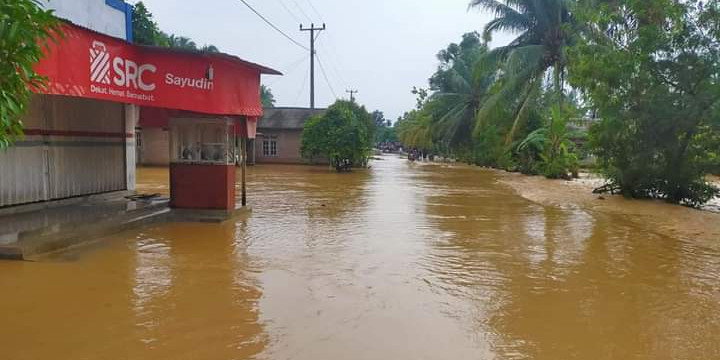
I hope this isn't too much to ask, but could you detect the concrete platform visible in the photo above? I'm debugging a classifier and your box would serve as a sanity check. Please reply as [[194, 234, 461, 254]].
[[0, 191, 253, 260], [0, 193, 170, 260]]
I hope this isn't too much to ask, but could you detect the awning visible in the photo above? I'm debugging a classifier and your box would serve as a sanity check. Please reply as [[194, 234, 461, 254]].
[[34, 22, 281, 117], [137, 107, 257, 139]]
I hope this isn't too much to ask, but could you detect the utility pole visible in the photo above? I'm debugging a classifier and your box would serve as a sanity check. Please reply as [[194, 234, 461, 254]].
[[346, 89, 358, 102], [300, 23, 326, 109]]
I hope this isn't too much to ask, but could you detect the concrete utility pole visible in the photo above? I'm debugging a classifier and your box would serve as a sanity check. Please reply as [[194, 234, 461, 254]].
[[300, 23, 326, 109], [346, 89, 358, 102]]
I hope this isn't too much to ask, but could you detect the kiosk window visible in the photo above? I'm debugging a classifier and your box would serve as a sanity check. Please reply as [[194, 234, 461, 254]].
[[170, 118, 235, 165]]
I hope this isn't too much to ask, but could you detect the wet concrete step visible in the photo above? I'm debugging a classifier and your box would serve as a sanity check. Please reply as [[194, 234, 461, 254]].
[[0, 199, 170, 260]]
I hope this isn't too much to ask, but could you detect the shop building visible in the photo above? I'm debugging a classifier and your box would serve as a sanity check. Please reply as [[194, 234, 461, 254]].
[[1, 0, 135, 208], [1, 6, 278, 210]]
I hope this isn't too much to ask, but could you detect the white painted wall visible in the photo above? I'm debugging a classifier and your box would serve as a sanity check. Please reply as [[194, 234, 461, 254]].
[[44, 0, 128, 40]]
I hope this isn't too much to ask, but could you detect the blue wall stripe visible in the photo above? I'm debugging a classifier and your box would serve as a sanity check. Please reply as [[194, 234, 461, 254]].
[[105, 0, 133, 42]]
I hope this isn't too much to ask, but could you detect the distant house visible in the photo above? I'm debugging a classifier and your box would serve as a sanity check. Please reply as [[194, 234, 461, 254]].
[[252, 107, 326, 164]]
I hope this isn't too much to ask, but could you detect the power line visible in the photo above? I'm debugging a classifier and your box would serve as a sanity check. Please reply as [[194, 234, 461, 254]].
[[316, 35, 347, 88], [294, 65, 311, 104], [316, 54, 339, 99], [278, 0, 302, 24], [291, 0, 313, 22], [292, 0, 348, 96], [237, 0, 309, 51], [266, 55, 307, 86], [303, 0, 325, 22]]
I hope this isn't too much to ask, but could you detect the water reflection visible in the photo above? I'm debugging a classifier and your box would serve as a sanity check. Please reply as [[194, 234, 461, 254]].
[[420, 161, 720, 359], [247, 162, 495, 359], [0, 219, 265, 360], [131, 221, 266, 359]]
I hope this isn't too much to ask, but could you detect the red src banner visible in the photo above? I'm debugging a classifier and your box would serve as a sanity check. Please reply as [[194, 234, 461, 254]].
[[34, 23, 280, 117]]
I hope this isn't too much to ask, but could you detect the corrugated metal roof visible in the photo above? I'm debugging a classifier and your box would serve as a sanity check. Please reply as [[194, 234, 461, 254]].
[[57, 19, 282, 75], [259, 107, 327, 130]]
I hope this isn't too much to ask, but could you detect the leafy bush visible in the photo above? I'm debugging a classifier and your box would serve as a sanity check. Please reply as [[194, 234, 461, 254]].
[[517, 105, 579, 179], [570, 0, 720, 206], [0, 0, 60, 148], [301, 100, 373, 172]]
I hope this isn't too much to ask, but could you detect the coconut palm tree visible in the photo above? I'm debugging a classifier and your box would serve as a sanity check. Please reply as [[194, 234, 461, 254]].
[[396, 110, 433, 150], [200, 44, 219, 53], [168, 35, 197, 50], [469, 0, 575, 143], [426, 32, 497, 153]]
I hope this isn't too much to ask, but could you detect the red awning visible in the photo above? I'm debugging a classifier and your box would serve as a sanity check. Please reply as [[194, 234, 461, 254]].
[[34, 22, 280, 117]]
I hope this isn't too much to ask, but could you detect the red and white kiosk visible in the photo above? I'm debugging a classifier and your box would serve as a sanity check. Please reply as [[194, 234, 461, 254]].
[[32, 22, 280, 211], [169, 116, 237, 210]]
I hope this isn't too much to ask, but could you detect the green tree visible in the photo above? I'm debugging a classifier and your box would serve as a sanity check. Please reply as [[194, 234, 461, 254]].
[[470, 0, 576, 144], [426, 32, 496, 155], [396, 108, 433, 150], [570, 0, 720, 205], [397, 33, 508, 163], [301, 100, 373, 171], [396, 87, 432, 150], [200, 44, 219, 53], [375, 126, 397, 144], [131, 2, 162, 46], [167, 34, 197, 50], [0, 0, 60, 148], [354, 102, 376, 143], [371, 110, 387, 128], [371, 110, 396, 144], [260, 85, 275, 108], [133, 2, 219, 52]]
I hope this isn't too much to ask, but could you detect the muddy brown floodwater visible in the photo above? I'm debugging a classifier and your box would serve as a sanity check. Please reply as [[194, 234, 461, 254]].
[[2, 156, 720, 359]]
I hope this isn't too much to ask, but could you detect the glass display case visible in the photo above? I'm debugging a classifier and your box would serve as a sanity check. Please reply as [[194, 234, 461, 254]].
[[169, 117, 236, 165], [168, 116, 238, 211]]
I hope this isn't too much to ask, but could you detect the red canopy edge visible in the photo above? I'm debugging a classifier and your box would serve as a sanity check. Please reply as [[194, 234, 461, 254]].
[[140, 107, 258, 139], [34, 22, 281, 117]]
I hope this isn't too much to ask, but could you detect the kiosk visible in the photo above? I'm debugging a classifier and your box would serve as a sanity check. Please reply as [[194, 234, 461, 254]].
[[169, 117, 237, 210]]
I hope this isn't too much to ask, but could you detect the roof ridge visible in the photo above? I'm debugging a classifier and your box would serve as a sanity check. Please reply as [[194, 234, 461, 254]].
[[264, 107, 328, 110]]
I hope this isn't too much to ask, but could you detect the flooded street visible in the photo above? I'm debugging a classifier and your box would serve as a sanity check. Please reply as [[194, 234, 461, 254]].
[[2, 155, 720, 359]]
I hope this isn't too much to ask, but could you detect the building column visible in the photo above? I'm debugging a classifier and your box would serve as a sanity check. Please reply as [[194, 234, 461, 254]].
[[125, 104, 139, 191]]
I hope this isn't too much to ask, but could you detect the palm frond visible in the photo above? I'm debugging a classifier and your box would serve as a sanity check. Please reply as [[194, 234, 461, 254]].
[[504, 44, 545, 77], [505, 77, 541, 144], [484, 12, 531, 36], [469, 0, 523, 18], [473, 46, 544, 139]]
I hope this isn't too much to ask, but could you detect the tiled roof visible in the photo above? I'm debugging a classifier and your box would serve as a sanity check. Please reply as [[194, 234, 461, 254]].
[[259, 107, 327, 130]]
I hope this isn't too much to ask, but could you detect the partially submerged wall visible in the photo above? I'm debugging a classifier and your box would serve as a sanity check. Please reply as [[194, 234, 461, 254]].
[[138, 127, 170, 166], [0, 95, 129, 207]]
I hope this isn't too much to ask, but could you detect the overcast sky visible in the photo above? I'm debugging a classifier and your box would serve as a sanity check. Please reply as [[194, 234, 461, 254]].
[[129, 0, 513, 120]]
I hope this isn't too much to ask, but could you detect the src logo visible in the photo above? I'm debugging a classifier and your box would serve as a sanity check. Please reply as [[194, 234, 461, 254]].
[[89, 41, 111, 84], [89, 40, 157, 91]]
